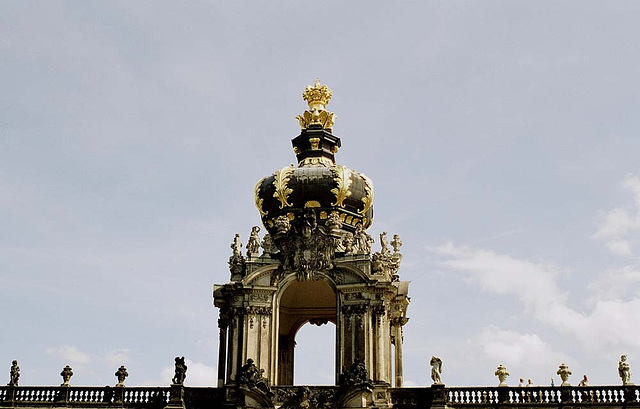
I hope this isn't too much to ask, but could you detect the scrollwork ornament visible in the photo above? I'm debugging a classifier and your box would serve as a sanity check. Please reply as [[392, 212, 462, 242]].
[[272, 165, 295, 209], [358, 173, 374, 216], [330, 165, 352, 207], [254, 178, 267, 216]]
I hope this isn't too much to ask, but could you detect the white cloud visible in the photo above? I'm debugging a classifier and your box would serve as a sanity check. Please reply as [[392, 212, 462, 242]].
[[587, 266, 640, 303], [474, 326, 569, 385], [159, 359, 217, 387], [46, 345, 92, 366], [104, 349, 132, 367], [431, 243, 640, 356], [593, 174, 640, 256]]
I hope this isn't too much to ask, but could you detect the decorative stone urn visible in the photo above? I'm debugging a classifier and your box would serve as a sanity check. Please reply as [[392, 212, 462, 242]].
[[495, 364, 509, 386], [557, 363, 572, 386]]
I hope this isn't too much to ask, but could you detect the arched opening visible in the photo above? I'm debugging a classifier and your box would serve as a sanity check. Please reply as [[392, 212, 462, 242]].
[[277, 279, 336, 385], [294, 321, 336, 385]]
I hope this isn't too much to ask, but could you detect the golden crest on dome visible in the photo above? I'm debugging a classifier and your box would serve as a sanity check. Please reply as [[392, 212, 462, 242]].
[[302, 79, 332, 108], [296, 79, 336, 131]]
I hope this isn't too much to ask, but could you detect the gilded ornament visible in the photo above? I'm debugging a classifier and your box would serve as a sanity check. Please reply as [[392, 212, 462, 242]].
[[254, 178, 267, 216], [358, 173, 374, 215], [296, 110, 336, 130], [309, 137, 320, 150], [296, 79, 336, 131], [299, 157, 334, 167], [302, 79, 332, 108], [272, 165, 295, 209], [330, 165, 352, 207]]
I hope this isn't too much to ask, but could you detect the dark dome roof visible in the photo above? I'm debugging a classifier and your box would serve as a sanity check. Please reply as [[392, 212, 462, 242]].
[[254, 82, 374, 235]]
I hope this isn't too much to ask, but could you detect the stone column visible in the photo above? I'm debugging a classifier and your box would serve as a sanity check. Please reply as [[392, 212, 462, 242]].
[[217, 325, 227, 387], [394, 324, 403, 387]]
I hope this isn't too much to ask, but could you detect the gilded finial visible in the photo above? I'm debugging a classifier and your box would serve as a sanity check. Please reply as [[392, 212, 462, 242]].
[[296, 79, 336, 131], [302, 79, 333, 111]]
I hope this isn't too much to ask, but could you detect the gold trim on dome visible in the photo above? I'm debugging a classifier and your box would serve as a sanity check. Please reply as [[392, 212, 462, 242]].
[[309, 137, 320, 150], [359, 173, 374, 215], [255, 178, 267, 216], [298, 157, 334, 167], [330, 165, 352, 207], [272, 165, 295, 209]]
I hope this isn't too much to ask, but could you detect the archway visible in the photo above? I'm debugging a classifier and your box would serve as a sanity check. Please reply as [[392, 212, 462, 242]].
[[294, 321, 336, 385], [277, 279, 336, 385]]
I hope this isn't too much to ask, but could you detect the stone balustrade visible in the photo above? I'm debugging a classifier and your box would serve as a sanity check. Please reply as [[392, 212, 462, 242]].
[[0, 384, 638, 408]]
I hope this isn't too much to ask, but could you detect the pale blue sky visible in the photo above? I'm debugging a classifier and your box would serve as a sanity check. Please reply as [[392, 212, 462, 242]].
[[1, 1, 639, 387]]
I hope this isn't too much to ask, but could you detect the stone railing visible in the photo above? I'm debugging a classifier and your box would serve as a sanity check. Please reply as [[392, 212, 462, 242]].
[[1, 384, 638, 408], [446, 385, 640, 406], [0, 386, 170, 406]]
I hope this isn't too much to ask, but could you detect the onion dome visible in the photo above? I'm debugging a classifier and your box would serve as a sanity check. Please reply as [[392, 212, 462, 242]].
[[254, 80, 374, 235]]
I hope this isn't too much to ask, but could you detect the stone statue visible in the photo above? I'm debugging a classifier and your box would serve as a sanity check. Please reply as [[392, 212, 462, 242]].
[[60, 365, 73, 386], [342, 232, 355, 254], [495, 364, 509, 386], [354, 224, 373, 254], [557, 363, 572, 386], [619, 355, 632, 385], [231, 234, 242, 258], [578, 375, 589, 386], [172, 356, 187, 385], [391, 234, 402, 253], [339, 358, 370, 387], [261, 234, 274, 255], [246, 226, 261, 256], [380, 232, 390, 255], [8, 360, 19, 386], [300, 209, 318, 238], [430, 356, 443, 384], [274, 215, 291, 235], [115, 365, 128, 387], [325, 211, 342, 235], [237, 358, 272, 396]]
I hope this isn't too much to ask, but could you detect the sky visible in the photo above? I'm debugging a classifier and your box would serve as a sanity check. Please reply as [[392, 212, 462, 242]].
[[1, 0, 640, 388]]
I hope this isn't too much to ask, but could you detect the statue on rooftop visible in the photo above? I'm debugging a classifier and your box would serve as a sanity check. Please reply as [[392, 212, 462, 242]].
[[8, 360, 19, 386], [430, 356, 443, 385], [380, 232, 390, 255], [246, 226, 261, 256], [172, 356, 187, 385], [619, 355, 632, 385], [115, 365, 128, 387], [231, 234, 242, 258], [60, 365, 73, 386], [354, 224, 373, 254], [261, 233, 275, 255]]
